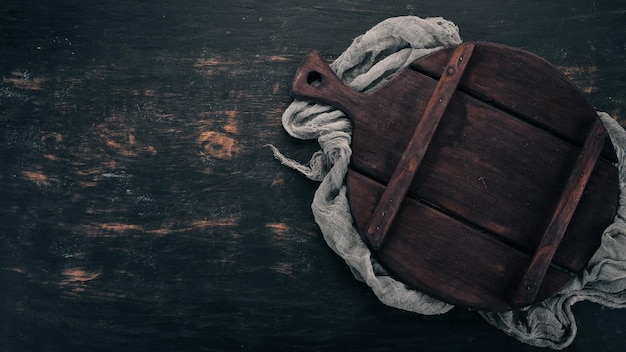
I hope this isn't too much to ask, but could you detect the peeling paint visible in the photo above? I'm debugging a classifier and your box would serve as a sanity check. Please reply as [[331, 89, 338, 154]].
[[3, 71, 48, 90], [99, 223, 144, 232], [60, 267, 102, 293], [21, 170, 60, 187], [41, 131, 63, 147], [222, 111, 239, 134], [559, 65, 598, 94], [61, 267, 102, 284], [193, 57, 235, 75], [74, 218, 240, 237], [271, 178, 285, 186], [3, 267, 27, 274], [54, 101, 77, 115], [97, 115, 158, 157], [271, 262, 295, 277], [268, 55, 289, 62], [192, 218, 239, 228], [197, 131, 240, 159], [266, 222, 291, 237]]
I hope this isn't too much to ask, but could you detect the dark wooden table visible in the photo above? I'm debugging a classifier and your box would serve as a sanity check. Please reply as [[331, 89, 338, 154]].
[[1, 1, 625, 351]]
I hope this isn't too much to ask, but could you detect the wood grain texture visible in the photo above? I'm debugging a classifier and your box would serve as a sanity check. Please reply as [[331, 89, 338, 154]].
[[1, 0, 625, 351]]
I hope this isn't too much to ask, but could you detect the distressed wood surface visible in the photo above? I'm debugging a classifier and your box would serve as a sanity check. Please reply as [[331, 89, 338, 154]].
[[1, 0, 625, 351]]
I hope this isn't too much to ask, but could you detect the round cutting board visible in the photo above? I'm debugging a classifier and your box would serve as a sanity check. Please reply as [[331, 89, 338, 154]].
[[290, 42, 619, 311]]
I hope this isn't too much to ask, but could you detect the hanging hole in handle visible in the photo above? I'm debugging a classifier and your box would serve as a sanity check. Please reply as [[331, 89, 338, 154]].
[[306, 71, 323, 88]]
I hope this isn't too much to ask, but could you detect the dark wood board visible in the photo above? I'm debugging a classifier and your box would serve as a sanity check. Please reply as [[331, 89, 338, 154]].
[[1, 0, 625, 351], [292, 42, 618, 310]]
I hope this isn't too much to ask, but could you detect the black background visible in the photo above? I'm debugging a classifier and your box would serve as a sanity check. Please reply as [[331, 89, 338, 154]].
[[1, 1, 625, 351]]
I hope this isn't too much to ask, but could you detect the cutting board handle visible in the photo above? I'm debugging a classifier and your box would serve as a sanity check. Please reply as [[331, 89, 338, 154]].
[[291, 51, 366, 117]]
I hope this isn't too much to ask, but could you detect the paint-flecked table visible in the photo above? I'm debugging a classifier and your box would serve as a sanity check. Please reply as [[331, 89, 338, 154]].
[[1, 1, 625, 351]]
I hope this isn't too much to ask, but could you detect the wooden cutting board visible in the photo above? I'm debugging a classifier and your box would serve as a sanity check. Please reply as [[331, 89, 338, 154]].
[[290, 42, 619, 311]]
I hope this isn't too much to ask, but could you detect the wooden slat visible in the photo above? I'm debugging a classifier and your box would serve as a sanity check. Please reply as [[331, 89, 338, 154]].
[[364, 43, 475, 250], [511, 119, 608, 307]]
